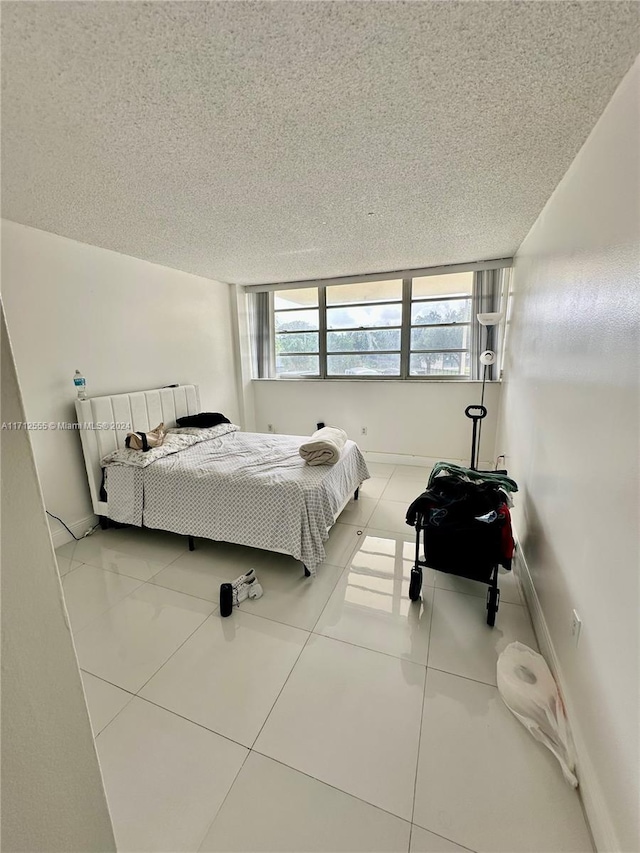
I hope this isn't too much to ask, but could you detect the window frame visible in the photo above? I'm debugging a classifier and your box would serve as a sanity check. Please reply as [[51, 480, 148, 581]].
[[409, 289, 473, 378], [325, 283, 404, 377], [271, 274, 477, 380], [273, 294, 321, 379]]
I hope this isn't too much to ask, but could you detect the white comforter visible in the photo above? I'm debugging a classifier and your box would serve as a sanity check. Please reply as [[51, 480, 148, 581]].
[[103, 426, 369, 573]]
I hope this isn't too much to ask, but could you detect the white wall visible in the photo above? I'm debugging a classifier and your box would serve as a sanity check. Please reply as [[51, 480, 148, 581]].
[[253, 379, 501, 466], [1, 220, 241, 544], [1, 306, 116, 852], [496, 59, 639, 852]]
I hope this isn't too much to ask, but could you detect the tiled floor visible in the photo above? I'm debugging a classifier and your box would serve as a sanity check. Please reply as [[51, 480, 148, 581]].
[[57, 461, 593, 853]]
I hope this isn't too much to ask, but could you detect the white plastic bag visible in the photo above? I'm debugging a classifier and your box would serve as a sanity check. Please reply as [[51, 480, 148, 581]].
[[497, 642, 578, 787]]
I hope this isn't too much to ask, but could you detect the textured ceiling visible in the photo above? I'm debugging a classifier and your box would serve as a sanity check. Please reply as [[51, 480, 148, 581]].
[[2, 2, 639, 286]]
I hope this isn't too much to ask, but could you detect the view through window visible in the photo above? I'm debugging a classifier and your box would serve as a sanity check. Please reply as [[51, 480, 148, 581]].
[[274, 288, 320, 377], [410, 273, 472, 377], [271, 270, 476, 378], [327, 280, 402, 376]]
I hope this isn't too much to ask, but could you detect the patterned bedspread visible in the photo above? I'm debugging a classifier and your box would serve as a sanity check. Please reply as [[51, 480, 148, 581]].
[[104, 429, 370, 573]]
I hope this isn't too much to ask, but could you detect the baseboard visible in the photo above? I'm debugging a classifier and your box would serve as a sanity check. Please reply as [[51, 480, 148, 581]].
[[514, 534, 619, 853], [364, 451, 494, 470], [49, 513, 98, 549]]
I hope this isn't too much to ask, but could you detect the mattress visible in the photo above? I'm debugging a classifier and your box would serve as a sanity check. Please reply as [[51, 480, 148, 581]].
[[103, 428, 370, 572]]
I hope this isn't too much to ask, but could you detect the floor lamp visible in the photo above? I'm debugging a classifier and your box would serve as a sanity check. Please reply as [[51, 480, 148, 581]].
[[467, 311, 503, 470]]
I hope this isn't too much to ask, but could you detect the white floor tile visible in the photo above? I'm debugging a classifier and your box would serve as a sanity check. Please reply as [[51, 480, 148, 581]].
[[322, 522, 365, 567], [338, 496, 378, 526], [151, 540, 263, 601], [382, 478, 429, 504], [363, 462, 396, 479], [55, 555, 81, 577], [58, 527, 187, 569], [81, 671, 133, 736], [414, 669, 592, 853], [255, 634, 425, 821], [434, 567, 522, 605], [369, 500, 415, 536], [358, 477, 389, 500], [96, 698, 247, 853], [390, 465, 432, 480], [410, 826, 472, 853], [77, 542, 169, 582], [61, 565, 143, 632], [73, 583, 215, 692], [51, 489, 573, 853], [199, 752, 411, 853], [356, 529, 437, 587], [141, 611, 308, 746], [428, 588, 537, 686], [239, 559, 344, 631], [153, 542, 344, 631], [315, 533, 434, 664]]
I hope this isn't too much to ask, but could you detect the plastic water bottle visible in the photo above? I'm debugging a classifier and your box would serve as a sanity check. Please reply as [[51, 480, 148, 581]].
[[73, 370, 87, 400]]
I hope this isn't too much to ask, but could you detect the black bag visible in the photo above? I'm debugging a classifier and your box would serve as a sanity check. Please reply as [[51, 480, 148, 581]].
[[407, 476, 504, 582], [406, 476, 502, 528]]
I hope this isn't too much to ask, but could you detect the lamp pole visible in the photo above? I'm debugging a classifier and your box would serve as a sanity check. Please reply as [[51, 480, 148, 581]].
[[475, 312, 503, 469]]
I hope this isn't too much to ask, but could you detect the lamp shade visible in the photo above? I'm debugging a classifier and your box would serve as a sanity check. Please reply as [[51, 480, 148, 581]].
[[477, 311, 504, 326]]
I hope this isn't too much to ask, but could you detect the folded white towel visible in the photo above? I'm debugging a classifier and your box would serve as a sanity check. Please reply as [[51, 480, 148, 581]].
[[299, 426, 348, 466]]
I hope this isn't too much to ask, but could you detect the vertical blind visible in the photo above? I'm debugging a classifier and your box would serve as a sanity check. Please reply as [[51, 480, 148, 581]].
[[470, 268, 503, 381]]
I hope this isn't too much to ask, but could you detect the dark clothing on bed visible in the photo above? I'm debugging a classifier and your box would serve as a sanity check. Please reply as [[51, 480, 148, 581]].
[[176, 412, 230, 428]]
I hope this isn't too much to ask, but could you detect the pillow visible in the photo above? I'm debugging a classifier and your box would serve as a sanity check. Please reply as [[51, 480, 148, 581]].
[[176, 412, 230, 429]]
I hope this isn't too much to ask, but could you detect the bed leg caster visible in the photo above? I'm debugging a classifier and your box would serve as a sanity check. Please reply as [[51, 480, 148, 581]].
[[188, 535, 195, 551], [98, 516, 128, 531], [354, 487, 360, 501], [303, 565, 311, 578]]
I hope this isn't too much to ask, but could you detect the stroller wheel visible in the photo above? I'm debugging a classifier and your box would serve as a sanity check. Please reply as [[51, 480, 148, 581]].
[[409, 567, 423, 602], [486, 586, 500, 627]]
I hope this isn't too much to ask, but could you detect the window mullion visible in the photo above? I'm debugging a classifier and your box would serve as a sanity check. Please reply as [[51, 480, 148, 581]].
[[319, 286, 327, 379], [400, 278, 411, 379], [268, 291, 276, 378]]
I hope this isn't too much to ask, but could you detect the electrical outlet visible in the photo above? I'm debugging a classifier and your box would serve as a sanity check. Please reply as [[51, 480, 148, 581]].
[[571, 609, 582, 646], [361, 426, 367, 436], [267, 424, 274, 433]]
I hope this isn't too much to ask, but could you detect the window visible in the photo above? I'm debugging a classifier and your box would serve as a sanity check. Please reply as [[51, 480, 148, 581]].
[[253, 267, 505, 380], [274, 288, 320, 377], [410, 273, 473, 377], [326, 280, 402, 376]]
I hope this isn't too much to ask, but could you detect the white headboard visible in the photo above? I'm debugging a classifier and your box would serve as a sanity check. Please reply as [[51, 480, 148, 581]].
[[75, 384, 201, 516]]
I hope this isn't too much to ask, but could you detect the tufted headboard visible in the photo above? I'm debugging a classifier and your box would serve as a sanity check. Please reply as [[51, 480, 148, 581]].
[[75, 384, 200, 515]]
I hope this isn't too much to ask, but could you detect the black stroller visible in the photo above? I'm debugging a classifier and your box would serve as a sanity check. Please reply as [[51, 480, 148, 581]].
[[406, 405, 516, 627]]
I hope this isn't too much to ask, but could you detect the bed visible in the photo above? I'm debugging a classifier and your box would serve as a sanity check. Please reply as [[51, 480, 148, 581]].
[[75, 385, 369, 575]]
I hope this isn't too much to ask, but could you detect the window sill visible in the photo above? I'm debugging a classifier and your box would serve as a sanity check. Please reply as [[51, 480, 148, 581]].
[[252, 377, 501, 384]]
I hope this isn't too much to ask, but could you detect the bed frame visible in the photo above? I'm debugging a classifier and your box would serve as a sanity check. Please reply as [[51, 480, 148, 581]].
[[75, 383, 359, 574], [75, 384, 201, 517]]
